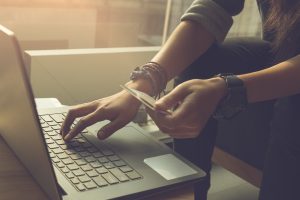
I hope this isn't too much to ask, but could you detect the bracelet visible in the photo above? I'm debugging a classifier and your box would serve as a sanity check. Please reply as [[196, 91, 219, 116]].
[[130, 62, 168, 98]]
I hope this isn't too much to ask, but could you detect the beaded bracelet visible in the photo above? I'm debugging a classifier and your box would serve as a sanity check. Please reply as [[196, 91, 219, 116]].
[[130, 62, 168, 99]]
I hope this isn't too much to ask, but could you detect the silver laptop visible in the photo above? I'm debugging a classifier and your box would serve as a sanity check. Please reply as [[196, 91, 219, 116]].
[[0, 24, 205, 200]]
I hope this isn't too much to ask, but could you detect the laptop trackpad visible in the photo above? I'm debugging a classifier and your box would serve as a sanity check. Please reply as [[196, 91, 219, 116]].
[[144, 154, 197, 180]]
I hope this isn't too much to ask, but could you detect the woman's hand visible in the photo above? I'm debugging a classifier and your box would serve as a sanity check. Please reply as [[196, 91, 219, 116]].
[[147, 78, 226, 138], [61, 87, 142, 141]]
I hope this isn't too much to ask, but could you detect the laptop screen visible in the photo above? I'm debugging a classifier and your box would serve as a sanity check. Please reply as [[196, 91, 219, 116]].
[[0, 25, 61, 200]]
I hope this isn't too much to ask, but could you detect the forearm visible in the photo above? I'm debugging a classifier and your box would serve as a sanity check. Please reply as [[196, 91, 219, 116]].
[[127, 20, 215, 94], [239, 54, 300, 103], [151, 20, 214, 81]]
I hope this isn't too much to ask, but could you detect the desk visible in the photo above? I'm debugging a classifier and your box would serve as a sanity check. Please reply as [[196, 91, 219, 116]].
[[0, 135, 194, 200]]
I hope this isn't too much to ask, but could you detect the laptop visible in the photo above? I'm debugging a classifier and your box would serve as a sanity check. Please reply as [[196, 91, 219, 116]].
[[0, 24, 206, 200]]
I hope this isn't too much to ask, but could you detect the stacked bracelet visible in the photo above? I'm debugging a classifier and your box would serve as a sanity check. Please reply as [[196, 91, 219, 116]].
[[130, 62, 168, 99]]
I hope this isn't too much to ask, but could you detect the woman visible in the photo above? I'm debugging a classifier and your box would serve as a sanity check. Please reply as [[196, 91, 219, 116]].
[[61, 0, 300, 199]]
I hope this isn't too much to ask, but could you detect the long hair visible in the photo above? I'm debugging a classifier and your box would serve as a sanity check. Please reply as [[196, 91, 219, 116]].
[[264, 0, 300, 60]]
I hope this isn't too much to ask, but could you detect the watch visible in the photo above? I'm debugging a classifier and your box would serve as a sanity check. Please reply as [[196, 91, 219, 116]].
[[213, 73, 248, 119]]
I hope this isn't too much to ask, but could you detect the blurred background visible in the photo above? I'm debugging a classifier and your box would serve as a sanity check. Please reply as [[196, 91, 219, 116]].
[[0, 0, 261, 50]]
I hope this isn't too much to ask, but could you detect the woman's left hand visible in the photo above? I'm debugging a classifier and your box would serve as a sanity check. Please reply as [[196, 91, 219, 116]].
[[147, 78, 226, 138]]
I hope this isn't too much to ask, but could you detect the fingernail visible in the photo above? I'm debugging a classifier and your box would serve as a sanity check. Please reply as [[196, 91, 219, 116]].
[[64, 134, 71, 141]]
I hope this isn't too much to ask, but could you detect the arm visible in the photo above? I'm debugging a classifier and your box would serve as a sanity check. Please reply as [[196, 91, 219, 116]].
[[61, 0, 243, 140], [148, 55, 300, 138], [132, 0, 244, 94], [240, 54, 300, 103]]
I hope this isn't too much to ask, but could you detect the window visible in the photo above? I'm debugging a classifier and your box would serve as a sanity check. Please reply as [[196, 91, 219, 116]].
[[0, 0, 168, 50], [0, 0, 261, 51]]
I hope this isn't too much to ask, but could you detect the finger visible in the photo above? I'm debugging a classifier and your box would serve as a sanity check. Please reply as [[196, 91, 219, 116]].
[[166, 94, 198, 125], [155, 84, 189, 111], [61, 102, 97, 138], [64, 108, 106, 141], [97, 117, 128, 140]]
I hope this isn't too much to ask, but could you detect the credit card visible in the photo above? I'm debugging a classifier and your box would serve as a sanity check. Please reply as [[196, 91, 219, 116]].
[[120, 85, 171, 115]]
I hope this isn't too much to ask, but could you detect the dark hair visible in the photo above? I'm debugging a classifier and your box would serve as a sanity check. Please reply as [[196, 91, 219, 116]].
[[264, 0, 300, 60]]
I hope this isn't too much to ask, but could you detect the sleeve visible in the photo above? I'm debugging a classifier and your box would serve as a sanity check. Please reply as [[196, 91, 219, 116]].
[[181, 0, 245, 42]]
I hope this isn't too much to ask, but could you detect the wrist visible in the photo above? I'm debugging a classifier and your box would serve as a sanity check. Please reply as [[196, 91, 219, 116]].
[[212, 74, 248, 119], [125, 79, 154, 96], [208, 77, 227, 101]]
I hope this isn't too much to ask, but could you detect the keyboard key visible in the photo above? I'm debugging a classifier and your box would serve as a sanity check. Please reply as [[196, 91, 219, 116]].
[[60, 144, 68, 150], [52, 135, 63, 141], [56, 140, 65, 145], [98, 157, 109, 163], [62, 158, 74, 165], [109, 168, 129, 182], [51, 125, 61, 130], [87, 170, 99, 177], [47, 131, 57, 136], [87, 147, 98, 153], [75, 159, 87, 166], [48, 143, 59, 149], [43, 127, 53, 132], [90, 162, 102, 168], [56, 162, 64, 168], [51, 113, 65, 123], [73, 169, 85, 176], [104, 162, 115, 169], [57, 153, 68, 159], [101, 149, 114, 156], [96, 167, 108, 174], [52, 157, 60, 163], [39, 117, 44, 123], [65, 149, 76, 155], [113, 160, 126, 167], [47, 121, 57, 126], [119, 166, 133, 173], [81, 164, 93, 172], [66, 172, 75, 179], [75, 183, 86, 191], [44, 134, 50, 139], [46, 139, 54, 144], [108, 155, 120, 162], [67, 164, 79, 171], [70, 154, 81, 160], [52, 148, 64, 154], [84, 181, 97, 189], [126, 171, 141, 180], [41, 115, 53, 122], [85, 156, 96, 163], [61, 167, 70, 173], [79, 151, 91, 157], [92, 152, 104, 158], [78, 175, 91, 183], [69, 141, 80, 147], [49, 152, 56, 158], [41, 123, 49, 128], [102, 173, 119, 184], [93, 176, 108, 187], [71, 177, 80, 184]]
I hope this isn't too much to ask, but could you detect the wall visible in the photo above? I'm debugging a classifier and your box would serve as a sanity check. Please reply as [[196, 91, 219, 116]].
[[25, 47, 160, 105]]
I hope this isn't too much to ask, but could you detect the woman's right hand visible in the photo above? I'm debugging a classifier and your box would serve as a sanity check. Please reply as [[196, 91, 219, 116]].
[[60, 83, 144, 141]]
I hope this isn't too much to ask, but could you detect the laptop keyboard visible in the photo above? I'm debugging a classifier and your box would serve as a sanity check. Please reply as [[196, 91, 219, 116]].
[[39, 113, 142, 192]]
